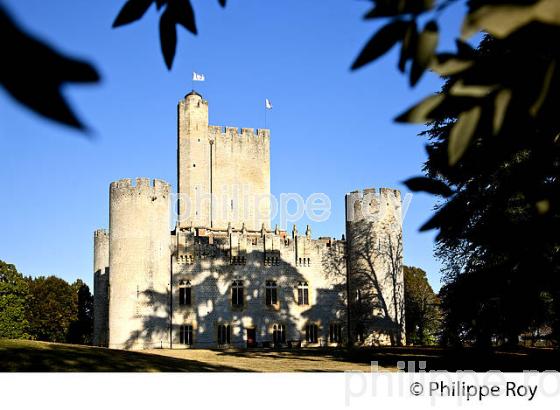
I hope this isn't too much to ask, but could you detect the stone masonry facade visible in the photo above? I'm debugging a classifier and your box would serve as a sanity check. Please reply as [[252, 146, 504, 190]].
[[93, 91, 405, 350]]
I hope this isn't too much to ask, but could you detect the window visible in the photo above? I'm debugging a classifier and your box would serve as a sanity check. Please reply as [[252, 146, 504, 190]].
[[179, 324, 193, 345], [329, 323, 342, 343], [179, 280, 192, 306], [272, 324, 286, 344], [356, 323, 365, 343], [305, 324, 318, 343], [232, 280, 244, 307], [355, 289, 362, 304], [218, 324, 231, 345], [265, 280, 278, 305], [297, 282, 309, 305]]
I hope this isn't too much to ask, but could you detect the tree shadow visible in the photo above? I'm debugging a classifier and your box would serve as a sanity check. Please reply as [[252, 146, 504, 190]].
[[0, 340, 249, 372], [122, 234, 348, 350]]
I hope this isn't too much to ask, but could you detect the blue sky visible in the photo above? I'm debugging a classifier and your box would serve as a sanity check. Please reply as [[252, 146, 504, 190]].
[[0, 0, 469, 290]]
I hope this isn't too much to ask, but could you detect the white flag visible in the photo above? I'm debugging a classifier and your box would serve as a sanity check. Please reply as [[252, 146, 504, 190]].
[[192, 72, 205, 81], [265, 98, 273, 109]]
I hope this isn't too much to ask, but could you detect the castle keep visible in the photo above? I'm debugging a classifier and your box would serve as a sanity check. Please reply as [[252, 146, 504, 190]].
[[93, 91, 405, 349]]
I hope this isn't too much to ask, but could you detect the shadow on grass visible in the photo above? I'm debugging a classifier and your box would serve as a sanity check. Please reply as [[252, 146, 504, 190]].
[[214, 346, 560, 372], [0, 340, 248, 372]]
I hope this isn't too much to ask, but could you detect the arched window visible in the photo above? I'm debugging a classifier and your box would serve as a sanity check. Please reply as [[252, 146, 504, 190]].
[[265, 280, 278, 305], [179, 324, 193, 345], [232, 280, 244, 307], [272, 324, 286, 344], [297, 282, 309, 305], [218, 324, 231, 345], [179, 280, 192, 306], [305, 323, 318, 343]]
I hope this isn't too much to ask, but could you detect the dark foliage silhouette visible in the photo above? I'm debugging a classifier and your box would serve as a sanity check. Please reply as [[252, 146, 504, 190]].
[[112, 0, 227, 69], [0, 5, 99, 130]]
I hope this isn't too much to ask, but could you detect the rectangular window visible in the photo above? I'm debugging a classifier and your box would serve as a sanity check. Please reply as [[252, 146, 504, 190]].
[[305, 324, 318, 343], [356, 323, 365, 343], [329, 323, 342, 343], [179, 324, 193, 345], [272, 324, 286, 345], [218, 324, 231, 345], [266, 280, 278, 305], [179, 287, 191, 306], [297, 282, 309, 305], [232, 280, 243, 307]]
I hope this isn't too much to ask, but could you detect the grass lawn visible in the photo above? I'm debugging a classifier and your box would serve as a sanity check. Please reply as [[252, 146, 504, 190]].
[[1, 339, 558, 372]]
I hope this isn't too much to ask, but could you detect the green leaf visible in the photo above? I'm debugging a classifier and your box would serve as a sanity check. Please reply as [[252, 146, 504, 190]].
[[398, 20, 417, 73], [493, 88, 512, 135], [351, 20, 408, 70], [410, 20, 438, 86], [449, 79, 497, 97], [536, 200, 550, 215], [431, 53, 473, 76], [169, 0, 197, 35], [448, 105, 481, 166], [365, 0, 434, 19], [395, 94, 445, 123], [113, 0, 154, 28], [530, 60, 556, 117], [159, 7, 177, 70], [455, 39, 476, 58], [403, 177, 454, 197], [1, 6, 99, 130], [462, 0, 560, 39]]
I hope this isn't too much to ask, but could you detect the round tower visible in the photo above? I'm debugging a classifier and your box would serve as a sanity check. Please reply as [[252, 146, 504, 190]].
[[93, 229, 109, 347], [108, 178, 171, 349], [177, 91, 210, 228], [345, 187, 405, 346]]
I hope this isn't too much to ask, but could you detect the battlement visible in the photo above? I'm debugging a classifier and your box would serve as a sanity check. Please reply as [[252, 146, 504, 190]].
[[347, 187, 401, 200], [208, 125, 270, 140], [110, 178, 170, 192], [346, 187, 402, 223], [181, 91, 208, 105], [94, 229, 109, 238]]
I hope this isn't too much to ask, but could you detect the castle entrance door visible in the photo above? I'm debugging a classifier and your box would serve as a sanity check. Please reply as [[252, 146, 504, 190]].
[[246, 328, 256, 348]]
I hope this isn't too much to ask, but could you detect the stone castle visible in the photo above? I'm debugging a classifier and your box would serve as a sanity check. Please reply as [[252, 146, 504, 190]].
[[92, 91, 405, 349]]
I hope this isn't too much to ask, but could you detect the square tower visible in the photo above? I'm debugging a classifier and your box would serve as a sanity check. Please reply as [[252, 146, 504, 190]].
[[177, 92, 271, 231]]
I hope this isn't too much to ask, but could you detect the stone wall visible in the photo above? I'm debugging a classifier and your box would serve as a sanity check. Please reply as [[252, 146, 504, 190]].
[[93, 229, 109, 347], [170, 227, 346, 348], [345, 187, 405, 346], [177, 92, 271, 231], [108, 178, 171, 349]]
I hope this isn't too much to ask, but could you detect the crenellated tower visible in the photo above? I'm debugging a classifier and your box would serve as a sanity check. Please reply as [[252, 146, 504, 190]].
[[177, 91, 271, 231], [345, 187, 405, 346], [108, 178, 171, 349], [93, 229, 109, 347]]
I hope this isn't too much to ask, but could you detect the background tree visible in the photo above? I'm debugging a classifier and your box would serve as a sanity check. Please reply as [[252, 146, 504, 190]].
[[26, 276, 77, 342], [403, 265, 441, 345], [67, 280, 94, 344], [0, 260, 30, 339], [351, 0, 560, 348]]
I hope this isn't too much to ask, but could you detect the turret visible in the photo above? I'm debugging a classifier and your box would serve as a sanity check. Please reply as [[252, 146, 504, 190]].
[[345, 187, 405, 346], [177, 91, 210, 228], [93, 229, 109, 347], [108, 178, 171, 349]]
